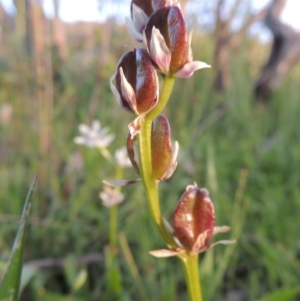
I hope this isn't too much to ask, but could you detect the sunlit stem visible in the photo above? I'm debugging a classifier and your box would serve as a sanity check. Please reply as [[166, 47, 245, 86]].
[[179, 253, 203, 301], [138, 76, 176, 248], [147, 76, 175, 122]]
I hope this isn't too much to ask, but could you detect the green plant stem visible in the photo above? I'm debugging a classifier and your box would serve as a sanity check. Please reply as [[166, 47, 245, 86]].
[[139, 121, 175, 247], [139, 75, 203, 301], [107, 166, 123, 296], [180, 254, 203, 301], [147, 76, 175, 122], [109, 166, 123, 246], [138, 76, 176, 247], [109, 204, 118, 245]]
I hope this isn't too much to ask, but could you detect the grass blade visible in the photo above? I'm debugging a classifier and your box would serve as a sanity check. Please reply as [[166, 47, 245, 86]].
[[0, 176, 37, 301], [260, 287, 300, 301]]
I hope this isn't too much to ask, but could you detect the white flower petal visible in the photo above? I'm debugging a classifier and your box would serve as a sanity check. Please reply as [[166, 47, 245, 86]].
[[100, 186, 124, 207], [174, 61, 211, 78], [131, 3, 148, 33], [160, 162, 177, 181], [74, 120, 114, 149], [110, 73, 122, 106], [192, 230, 209, 252], [208, 239, 236, 250], [172, 141, 179, 164], [160, 141, 179, 181], [213, 226, 231, 236], [95, 134, 115, 148], [188, 30, 193, 62], [92, 120, 100, 131], [128, 115, 143, 139], [149, 249, 185, 258], [149, 27, 171, 75], [186, 182, 198, 191], [125, 16, 144, 42], [74, 137, 86, 145], [115, 147, 132, 168], [98, 127, 110, 136], [78, 124, 91, 135], [120, 67, 138, 114]]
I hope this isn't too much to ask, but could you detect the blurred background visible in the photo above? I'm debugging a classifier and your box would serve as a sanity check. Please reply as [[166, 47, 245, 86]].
[[0, 0, 300, 300]]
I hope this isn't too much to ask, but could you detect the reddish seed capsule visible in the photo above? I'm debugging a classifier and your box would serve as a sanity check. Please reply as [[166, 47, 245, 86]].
[[110, 48, 159, 115], [143, 6, 210, 77], [173, 186, 215, 251], [144, 6, 189, 75], [150, 185, 234, 257], [151, 115, 174, 180], [126, 115, 178, 181], [127, 0, 181, 41], [131, 0, 153, 18]]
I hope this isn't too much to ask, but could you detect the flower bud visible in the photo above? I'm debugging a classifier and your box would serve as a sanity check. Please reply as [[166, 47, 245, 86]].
[[126, 115, 178, 181], [110, 48, 159, 115], [152, 0, 180, 11], [127, 0, 152, 42], [144, 6, 210, 77], [127, 0, 180, 41], [150, 184, 235, 258], [173, 185, 215, 252], [144, 6, 188, 75], [131, 0, 153, 19]]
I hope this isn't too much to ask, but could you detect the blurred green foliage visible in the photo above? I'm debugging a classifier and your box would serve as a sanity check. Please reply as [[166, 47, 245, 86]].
[[0, 16, 300, 301]]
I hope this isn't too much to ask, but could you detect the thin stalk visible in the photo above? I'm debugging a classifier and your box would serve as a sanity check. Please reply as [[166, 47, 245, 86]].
[[139, 75, 204, 301], [109, 165, 123, 246], [180, 254, 203, 301], [138, 76, 177, 247], [119, 232, 151, 301], [109, 204, 118, 246], [138, 121, 175, 247], [147, 76, 175, 122], [106, 165, 123, 296]]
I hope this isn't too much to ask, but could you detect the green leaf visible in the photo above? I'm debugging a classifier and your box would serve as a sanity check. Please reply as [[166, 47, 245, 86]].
[[0, 176, 37, 301], [260, 287, 300, 301], [63, 255, 77, 289], [19, 265, 38, 295]]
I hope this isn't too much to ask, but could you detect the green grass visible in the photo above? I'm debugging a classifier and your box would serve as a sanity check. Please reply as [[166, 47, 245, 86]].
[[1, 23, 300, 301]]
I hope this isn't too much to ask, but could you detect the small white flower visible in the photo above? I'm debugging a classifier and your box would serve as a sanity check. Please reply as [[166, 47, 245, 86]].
[[100, 186, 124, 207], [74, 120, 115, 149], [115, 147, 132, 168]]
